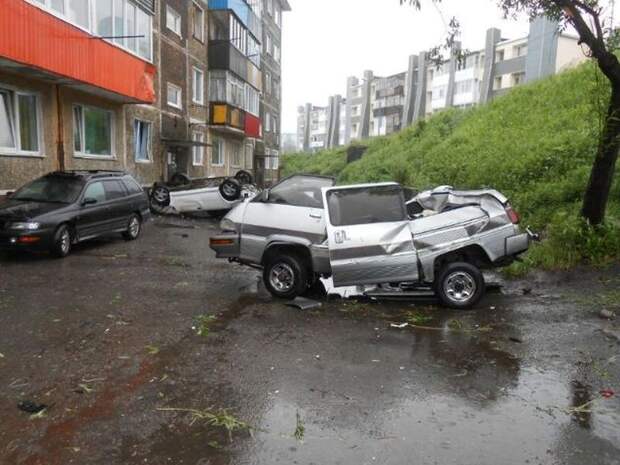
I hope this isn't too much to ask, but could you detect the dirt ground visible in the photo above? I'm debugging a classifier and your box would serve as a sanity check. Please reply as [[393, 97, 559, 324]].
[[0, 215, 619, 465]]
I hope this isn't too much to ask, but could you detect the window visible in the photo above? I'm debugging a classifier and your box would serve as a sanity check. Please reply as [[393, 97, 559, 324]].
[[229, 142, 242, 167], [268, 175, 333, 209], [229, 15, 247, 55], [327, 185, 406, 227], [514, 44, 527, 57], [274, 3, 281, 26], [211, 138, 224, 166], [274, 44, 281, 63], [167, 83, 182, 109], [495, 50, 505, 63], [267, 0, 274, 16], [123, 177, 143, 194], [192, 132, 204, 166], [265, 111, 271, 132], [104, 180, 126, 200], [166, 5, 182, 36], [493, 76, 503, 90], [512, 72, 526, 86], [246, 85, 260, 116], [193, 2, 204, 42], [193, 67, 204, 104], [0, 88, 41, 154], [73, 105, 113, 157], [83, 182, 106, 203], [265, 72, 272, 95], [134, 120, 151, 162], [265, 33, 272, 55], [33, 0, 152, 61]]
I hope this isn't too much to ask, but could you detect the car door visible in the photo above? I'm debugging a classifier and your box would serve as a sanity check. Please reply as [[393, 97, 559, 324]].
[[322, 183, 418, 287], [103, 180, 131, 231], [76, 181, 108, 239], [239, 175, 335, 262]]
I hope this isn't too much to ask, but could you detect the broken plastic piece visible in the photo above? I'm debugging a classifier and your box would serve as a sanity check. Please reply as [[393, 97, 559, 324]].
[[18, 400, 47, 414], [390, 323, 409, 329], [285, 297, 322, 310], [600, 388, 615, 399]]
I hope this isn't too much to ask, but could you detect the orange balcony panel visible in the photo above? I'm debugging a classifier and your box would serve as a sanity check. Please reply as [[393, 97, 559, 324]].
[[212, 104, 228, 124], [0, 0, 156, 104]]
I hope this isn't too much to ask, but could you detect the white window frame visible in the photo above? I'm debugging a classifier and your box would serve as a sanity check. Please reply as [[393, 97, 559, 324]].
[[166, 4, 182, 37], [167, 82, 183, 109], [192, 67, 205, 105], [230, 141, 242, 167], [192, 132, 205, 166], [192, 2, 204, 42], [211, 137, 224, 167], [73, 104, 115, 159], [0, 85, 43, 157], [134, 119, 152, 163], [265, 111, 271, 132], [26, 0, 153, 63]]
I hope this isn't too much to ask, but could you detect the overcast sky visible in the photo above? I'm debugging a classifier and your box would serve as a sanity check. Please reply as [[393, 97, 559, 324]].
[[280, 0, 535, 133]]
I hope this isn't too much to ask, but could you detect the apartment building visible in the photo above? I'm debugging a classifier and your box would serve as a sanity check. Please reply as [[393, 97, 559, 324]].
[[257, 0, 291, 185], [297, 17, 586, 152], [0, 0, 219, 189], [297, 103, 328, 153]]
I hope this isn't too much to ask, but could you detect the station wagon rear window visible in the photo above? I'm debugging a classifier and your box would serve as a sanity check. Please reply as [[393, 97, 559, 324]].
[[327, 185, 406, 226]]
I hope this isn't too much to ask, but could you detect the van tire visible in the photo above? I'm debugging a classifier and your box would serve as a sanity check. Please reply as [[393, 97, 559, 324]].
[[263, 253, 309, 300], [435, 262, 485, 310]]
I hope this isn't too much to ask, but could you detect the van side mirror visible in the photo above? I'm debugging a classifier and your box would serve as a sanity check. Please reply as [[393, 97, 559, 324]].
[[82, 197, 97, 206], [5, 191, 14, 198]]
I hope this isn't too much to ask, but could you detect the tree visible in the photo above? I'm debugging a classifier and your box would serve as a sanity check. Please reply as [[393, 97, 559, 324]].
[[404, 0, 620, 225]]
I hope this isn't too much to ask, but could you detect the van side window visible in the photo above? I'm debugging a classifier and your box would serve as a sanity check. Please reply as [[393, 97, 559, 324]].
[[267, 175, 334, 209], [327, 185, 406, 226]]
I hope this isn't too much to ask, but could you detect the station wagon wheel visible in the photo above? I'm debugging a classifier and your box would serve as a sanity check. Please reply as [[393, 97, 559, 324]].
[[50, 224, 72, 258], [122, 214, 142, 241], [435, 262, 485, 310], [263, 254, 309, 300]]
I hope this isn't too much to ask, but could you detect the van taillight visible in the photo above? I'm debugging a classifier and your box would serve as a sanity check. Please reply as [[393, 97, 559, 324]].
[[505, 205, 520, 224]]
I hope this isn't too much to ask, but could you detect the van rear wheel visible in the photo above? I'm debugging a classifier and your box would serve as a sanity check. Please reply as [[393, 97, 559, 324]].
[[263, 254, 309, 300], [435, 262, 485, 309]]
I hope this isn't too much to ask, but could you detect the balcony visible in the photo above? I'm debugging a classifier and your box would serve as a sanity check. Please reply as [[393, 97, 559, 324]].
[[0, 0, 156, 104], [208, 0, 262, 40], [210, 103, 246, 134], [209, 42, 261, 91]]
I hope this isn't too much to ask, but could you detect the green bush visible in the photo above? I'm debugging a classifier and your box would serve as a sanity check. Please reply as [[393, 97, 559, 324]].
[[283, 62, 620, 270]]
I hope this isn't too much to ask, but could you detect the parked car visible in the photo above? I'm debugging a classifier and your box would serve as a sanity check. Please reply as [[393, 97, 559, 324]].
[[0, 170, 150, 258], [209, 175, 535, 309], [149, 170, 259, 216]]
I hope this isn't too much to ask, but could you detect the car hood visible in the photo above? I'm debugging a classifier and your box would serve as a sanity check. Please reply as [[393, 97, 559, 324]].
[[0, 199, 67, 221]]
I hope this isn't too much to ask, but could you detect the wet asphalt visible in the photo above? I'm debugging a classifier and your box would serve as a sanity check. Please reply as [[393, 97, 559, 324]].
[[0, 215, 619, 465]]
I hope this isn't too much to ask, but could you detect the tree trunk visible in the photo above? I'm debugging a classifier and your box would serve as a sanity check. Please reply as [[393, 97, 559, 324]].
[[581, 85, 620, 225]]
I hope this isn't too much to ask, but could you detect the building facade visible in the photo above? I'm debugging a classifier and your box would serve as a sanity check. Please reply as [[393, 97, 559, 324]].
[[297, 17, 586, 152], [0, 0, 290, 191]]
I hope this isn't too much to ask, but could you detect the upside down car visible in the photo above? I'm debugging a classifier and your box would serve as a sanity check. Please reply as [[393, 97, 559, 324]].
[[209, 175, 536, 309]]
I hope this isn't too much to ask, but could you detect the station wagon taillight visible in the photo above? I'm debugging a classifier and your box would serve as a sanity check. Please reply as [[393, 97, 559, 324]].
[[505, 205, 520, 224]]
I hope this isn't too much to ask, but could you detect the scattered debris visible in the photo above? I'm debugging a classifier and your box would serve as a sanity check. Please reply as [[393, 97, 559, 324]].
[[390, 323, 409, 329], [193, 314, 218, 338], [0, 352, 4, 358], [405, 311, 433, 326], [522, 288, 532, 295], [285, 297, 322, 311], [601, 327, 620, 343], [18, 400, 47, 414], [293, 411, 305, 441], [74, 383, 95, 394], [157, 407, 252, 442], [509, 336, 524, 343], [145, 345, 160, 355], [600, 388, 615, 399], [599, 309, 616, 320], [208, 440, 222, 449], [447, 320, 464, 331], [314, 355, 321, 360]]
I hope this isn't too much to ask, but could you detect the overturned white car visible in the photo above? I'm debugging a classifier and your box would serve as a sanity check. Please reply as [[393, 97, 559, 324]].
[[210, 175, 536, 309], [150, 170, 258, 216]]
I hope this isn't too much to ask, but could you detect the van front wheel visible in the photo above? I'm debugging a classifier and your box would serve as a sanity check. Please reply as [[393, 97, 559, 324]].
[[263, 254, 309, 300]]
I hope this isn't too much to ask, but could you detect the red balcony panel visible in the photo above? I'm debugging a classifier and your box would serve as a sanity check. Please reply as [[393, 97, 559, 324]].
[[245, 113, 261, 138], [0, 0, 155, 103]]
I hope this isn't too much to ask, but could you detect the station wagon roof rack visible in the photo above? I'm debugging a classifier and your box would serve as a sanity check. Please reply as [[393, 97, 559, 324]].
[[50, 170, 127, 179]]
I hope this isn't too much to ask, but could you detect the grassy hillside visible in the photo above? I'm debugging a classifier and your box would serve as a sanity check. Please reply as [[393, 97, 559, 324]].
[[282, 63, 620, 271]]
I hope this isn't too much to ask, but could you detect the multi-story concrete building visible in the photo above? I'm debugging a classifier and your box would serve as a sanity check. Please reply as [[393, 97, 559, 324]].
[[256, 0, 290, 185], [297, 103, 329, 153], [297, 17, 586, 152]]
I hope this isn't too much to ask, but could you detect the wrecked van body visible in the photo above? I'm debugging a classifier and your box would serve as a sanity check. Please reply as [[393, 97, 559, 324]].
[[210, 175, 535, 309], [149, 170, 258, 216]]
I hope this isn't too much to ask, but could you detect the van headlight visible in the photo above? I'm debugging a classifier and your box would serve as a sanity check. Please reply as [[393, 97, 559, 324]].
[[10, 222, 40, 230], [219, 218, 237, 233]]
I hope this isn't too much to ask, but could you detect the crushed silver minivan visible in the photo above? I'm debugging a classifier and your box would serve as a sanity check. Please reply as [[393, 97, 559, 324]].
[[209, 175, 535, 308]]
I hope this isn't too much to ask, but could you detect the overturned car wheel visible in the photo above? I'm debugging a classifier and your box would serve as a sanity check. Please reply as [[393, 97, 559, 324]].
[[234, 170, 254, 185], [435, 262, 485, 310], [219, 178, 242, 202], [263, 254, 309, 300]]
